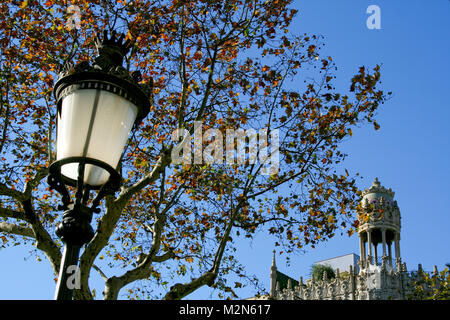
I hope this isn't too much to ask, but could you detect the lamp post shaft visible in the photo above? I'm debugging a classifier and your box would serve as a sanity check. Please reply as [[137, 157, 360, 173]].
[[54, 244, 81, 300], [53, 203, 94, 300]]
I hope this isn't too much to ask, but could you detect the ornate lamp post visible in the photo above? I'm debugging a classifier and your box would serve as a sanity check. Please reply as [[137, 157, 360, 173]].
[[48, 30, 152, 300]]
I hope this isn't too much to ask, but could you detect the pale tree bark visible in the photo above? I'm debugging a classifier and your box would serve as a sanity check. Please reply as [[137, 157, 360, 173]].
[[0, 221, 34, 238]]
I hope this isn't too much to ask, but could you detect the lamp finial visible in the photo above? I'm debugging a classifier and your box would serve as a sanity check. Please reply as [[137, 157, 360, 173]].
[[94, 30, 134, 69]]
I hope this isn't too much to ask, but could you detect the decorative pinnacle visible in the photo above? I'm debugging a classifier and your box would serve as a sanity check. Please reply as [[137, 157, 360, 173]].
[[361, 177, 395, 198], [372, 177, 380, 187]]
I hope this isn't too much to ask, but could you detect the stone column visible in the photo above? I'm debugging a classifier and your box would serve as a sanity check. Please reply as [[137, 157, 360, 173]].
[[394, 232, 401, 271], [374, 242, 378, 265], [394, 232, 401, 260], [359, 234, 365, 264], [362, 237, 366, 266], [381, 228, 387, 258], [388, 242, 393, 266], [349, 265, 355, 300], [367, 229, 373, 263]]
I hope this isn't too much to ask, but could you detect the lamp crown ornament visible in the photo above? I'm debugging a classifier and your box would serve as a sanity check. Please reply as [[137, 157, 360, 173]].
[[94, 30, 133, 70], [95, 29, 133, 56], [54, 29, 152, 127]]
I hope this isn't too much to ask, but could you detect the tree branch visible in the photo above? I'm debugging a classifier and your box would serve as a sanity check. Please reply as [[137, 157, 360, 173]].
[[79, 195, 121, 297], [92, 264, 109, 282], [0, 207, 24, 220], [0, 221, 34, 238], [82, 171, 183, 300], [163, 202, 241, 300], [163, 271, 217, 300], [0, 183, 27, 202], [23, 167, 48, 198], [115, 147, 173, 207], [0, 167, 61, 276], [153, 250, 176, 263], [21, 199, 61, 276], [103, 210, 167, 300]]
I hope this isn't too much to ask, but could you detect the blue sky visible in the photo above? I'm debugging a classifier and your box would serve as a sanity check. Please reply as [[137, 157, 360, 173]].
[[1, 0, 449, 299]]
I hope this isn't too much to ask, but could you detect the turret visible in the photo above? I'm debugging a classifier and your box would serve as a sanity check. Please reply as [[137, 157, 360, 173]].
[[358, 178, 402, 270]]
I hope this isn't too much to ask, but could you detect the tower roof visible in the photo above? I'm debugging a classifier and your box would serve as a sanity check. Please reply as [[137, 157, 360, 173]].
[[359, 178, 401, 232], [362, 178, 395, 203]]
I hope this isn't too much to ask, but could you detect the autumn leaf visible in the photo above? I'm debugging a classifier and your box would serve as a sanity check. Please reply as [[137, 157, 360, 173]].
[[185, 257, 194, 263], [307, 45, 316, 54], [374, 121, 380, 130]]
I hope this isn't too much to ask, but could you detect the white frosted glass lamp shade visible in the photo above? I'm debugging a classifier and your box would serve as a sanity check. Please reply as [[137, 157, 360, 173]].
[[56, 89, 138, 186]]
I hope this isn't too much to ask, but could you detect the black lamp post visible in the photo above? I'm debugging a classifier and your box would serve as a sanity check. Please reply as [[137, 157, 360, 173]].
[[47, 30, 152, 300]]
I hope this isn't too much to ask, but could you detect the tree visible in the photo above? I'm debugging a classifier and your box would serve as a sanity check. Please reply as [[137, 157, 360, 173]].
[[0, 0, 389, 299], [408, 267, 450, 300], [310, 264, 335, 281]]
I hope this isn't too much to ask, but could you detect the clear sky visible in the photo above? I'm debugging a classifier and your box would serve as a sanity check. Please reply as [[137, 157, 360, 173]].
[[0, 0, 449, 299]]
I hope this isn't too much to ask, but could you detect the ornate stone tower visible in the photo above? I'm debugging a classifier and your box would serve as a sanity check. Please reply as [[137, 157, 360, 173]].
[[267, 178, 436, 300], [357, 178, 402, 270]]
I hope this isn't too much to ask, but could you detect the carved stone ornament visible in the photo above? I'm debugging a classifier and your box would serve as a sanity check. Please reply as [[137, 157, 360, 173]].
[[361, 177, 395, 199]]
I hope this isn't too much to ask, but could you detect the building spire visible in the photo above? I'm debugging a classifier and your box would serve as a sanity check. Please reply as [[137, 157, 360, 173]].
[[270, 249, 278, 298], [271, 249, 277, 269]]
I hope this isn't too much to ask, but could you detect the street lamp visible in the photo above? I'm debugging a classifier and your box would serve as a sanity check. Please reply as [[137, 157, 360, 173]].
[[47, 30, 152, 300]]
